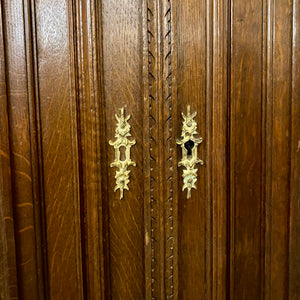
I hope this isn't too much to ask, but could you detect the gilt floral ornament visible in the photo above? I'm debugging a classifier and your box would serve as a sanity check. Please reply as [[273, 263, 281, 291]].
[[109, 107, 136, 199], [177, 105, 204, 199]]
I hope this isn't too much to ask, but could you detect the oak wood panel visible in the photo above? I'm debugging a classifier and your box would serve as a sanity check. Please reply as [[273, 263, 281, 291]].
[[289, 1, 300, 299], [0, 2, 18, 298], [265, 1, 293, 299], [72, 0, 107, 299], [211, 1, 229, 299], [175, 1, 230, 299], [2, 1, 45, 298], [230, 1, 299, 299], [35, 0, 84, 298], [176, 0, 209, 299], [230, 1, 264, 299], [264, 1, 275, 298], [102, 0, 145, 298]]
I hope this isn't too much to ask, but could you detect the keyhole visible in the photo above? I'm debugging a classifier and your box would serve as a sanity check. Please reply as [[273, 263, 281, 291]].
[[120, 146, 126, 161], [184, 140, 194, 156]]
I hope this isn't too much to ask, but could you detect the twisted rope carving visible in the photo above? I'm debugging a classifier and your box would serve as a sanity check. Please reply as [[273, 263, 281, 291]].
[[163, 1, 175, 299], [147, 1, 159, 299], [147, 1, 174, 299]]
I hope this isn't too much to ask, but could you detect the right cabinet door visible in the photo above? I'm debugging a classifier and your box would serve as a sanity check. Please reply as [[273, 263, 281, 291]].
[[175, 0, 300, 299]]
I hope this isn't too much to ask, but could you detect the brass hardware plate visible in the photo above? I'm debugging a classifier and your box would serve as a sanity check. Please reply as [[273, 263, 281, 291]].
[[177, 105, 204, 199], [109, 107, 136, 199]]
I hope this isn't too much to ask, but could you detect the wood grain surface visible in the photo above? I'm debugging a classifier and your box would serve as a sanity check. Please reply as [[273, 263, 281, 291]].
[[176, 0, 208, 298], [0, 0, 299, 299], [230, 0, 264, 298], [0, 2, 18, 299], [102, 0, 145, 299]]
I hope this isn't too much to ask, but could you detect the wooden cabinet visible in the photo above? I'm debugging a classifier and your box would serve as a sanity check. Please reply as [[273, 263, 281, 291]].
[[0, 0, 299, 299]]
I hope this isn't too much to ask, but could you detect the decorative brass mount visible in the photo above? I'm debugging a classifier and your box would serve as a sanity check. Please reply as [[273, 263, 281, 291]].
[[109, 107, 136, 199], [176, 105, 204, 199]]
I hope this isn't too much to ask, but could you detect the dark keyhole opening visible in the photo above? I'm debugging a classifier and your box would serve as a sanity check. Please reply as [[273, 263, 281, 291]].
[[184, 140, 194, 156], [120, 146, 126, 161]]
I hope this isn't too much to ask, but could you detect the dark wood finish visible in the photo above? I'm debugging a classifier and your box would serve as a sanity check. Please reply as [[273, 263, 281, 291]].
[[265, 1, 293, 299], [1, 0, 45, 298], [143, 1, 178, 299], [0, 0, 299, 299], [35, 0, 85, 298], [211, 1, 229, 299], [102, 1, 145, 299], [0, 2, 18, 298], [229, 1, 299, 299], [176, 0, 209, 298], [72, 0, 106, 299], [229, 1, 264, 298], [289, 2, 300, 299]]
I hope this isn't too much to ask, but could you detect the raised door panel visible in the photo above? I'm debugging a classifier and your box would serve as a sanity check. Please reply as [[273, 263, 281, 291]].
[[229, 0, 300, 299], [1, 0, 85, 299], [101, 0, 145, 298], [175, 0, 228, 299]]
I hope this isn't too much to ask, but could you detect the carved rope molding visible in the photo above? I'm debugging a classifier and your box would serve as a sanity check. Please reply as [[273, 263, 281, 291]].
[[163, 0, 176, 299], [109, 107, 136, 200], [147, 0, 160, 297], [147, 0, 176, 299]]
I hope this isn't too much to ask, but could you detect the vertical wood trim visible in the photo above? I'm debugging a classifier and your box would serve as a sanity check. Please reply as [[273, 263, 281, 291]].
[[2, 1, 48, 298], [144, 1, 163, 298], [72, 0, 107, 298], [162, 0, 178, 299], [264, 0, 297, 299], [205, 1, 213, 299], [266, 1, 293, 299], [74, 1, 88, 297], [264, 0, 274, 299], [68, 1, 85, 298], [211, 1, 229, 299], [289, 0, 300, 298], [145, 1, 164, 298], [95, 0, 110, 298], [261, 1, 267, 299], [229, 0, 235, 296], [71, 0, 88, 297], [170, 2, 178, 299], [24, 1, 48, 298], [143, 0, 153, 298], [144, 0, 177, 299], [0, 2, 18, 298]]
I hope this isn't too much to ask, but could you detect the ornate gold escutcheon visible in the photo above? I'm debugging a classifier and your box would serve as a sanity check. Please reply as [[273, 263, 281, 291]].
[[177, 105, 204, 199], [109, 107, 136, 200]]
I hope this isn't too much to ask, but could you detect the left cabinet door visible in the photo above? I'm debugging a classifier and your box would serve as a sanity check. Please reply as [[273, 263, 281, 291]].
[[0, 0, 149, 299]]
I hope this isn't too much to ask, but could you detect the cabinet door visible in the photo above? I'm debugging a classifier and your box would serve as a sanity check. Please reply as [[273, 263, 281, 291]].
[[174, 0, 300, 299], [1, 0, 300, 300]]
